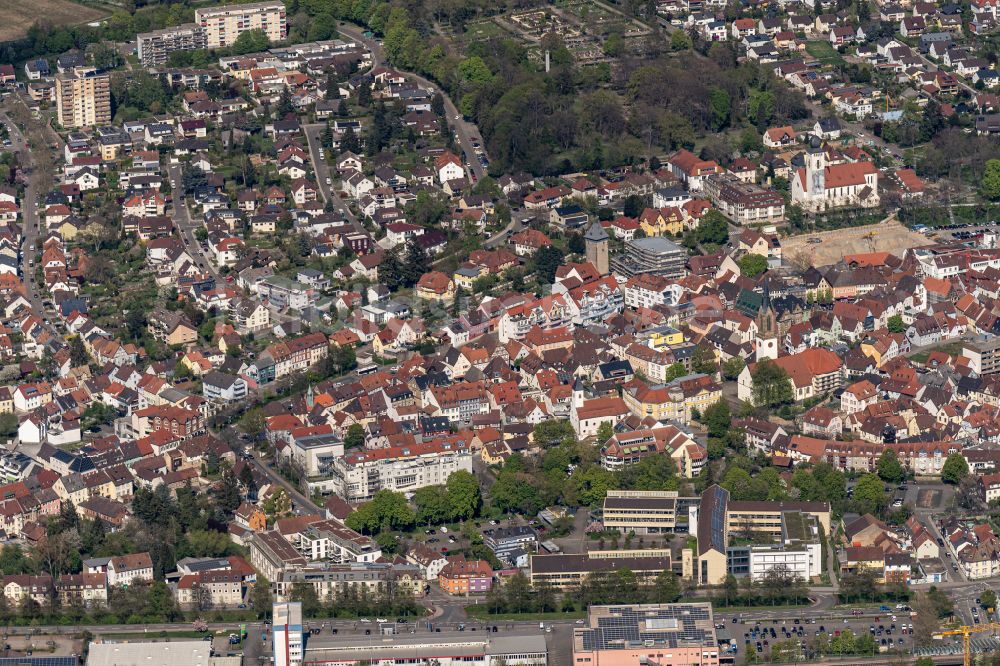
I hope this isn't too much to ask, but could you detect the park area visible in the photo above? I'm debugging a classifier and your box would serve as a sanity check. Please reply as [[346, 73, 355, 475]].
[[0, 0, 106, 42]]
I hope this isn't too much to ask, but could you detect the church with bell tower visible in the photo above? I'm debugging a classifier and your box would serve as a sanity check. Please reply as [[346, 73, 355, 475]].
[[754, 283, 779, 361]]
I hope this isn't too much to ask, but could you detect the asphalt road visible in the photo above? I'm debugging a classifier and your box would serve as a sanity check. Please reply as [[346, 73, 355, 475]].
[[301, 123, 362, 232], [336, 22, 488, 183], [166, 162, 221, 280], [248, 453, 323, 517], [0, 109, 59, 338]]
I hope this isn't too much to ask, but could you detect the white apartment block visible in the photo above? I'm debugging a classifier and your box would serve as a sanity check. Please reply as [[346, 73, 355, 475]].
[[195, 1, 287, 49], [747, 543, 821, 581], [329, 440, 473, 502], [295, 519, 382, 564]]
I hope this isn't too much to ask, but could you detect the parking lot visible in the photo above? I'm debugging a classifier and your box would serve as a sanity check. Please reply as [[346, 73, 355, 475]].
[[714, 608, 918, 663]]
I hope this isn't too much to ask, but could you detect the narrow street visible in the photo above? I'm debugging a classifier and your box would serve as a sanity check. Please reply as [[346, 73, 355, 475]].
[[1, 109, 59, 338], [301, 123, 363, 232], [166, 162, 221, 280], [248, 451, 323, 517]]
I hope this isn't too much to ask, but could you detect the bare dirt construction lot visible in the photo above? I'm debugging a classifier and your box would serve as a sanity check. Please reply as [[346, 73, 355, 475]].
[[782, 218, 930, 267], [917, 488, 942, 509], [0, 0, 106, 42], [3, 632, 82, 657]]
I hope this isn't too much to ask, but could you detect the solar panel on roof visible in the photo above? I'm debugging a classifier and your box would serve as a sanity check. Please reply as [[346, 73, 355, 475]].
[[0, 658, 78, 666]]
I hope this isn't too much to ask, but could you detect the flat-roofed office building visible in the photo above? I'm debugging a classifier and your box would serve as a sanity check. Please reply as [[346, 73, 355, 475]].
[[573, 603, 724, 666], [273, 601, 304, 666], [602, 489, 679, 534], [530, 550, 672, 590], [302, 633, 547, 666]]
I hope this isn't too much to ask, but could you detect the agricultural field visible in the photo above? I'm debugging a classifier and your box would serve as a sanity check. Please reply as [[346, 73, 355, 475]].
[[0, 0, 107, 42]]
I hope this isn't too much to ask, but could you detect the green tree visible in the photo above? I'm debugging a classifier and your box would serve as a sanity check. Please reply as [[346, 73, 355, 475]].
[[344, 490, 415, 533], [231, 29, 270, 56], [926, 585, 954, 618], [709, 88, 731, 131], [341, 126, 361, 153], [446, 470, 481, 521], [489, 469, 544, 516], [239, 408, 266, 440], [570, 466, 615, 506], [344, 423, 365, 449], [596, 421, 615, 444], [941, 453, 969, 484], [747, 90, 776, 129], [618, 455, 678, 491], [533, 420, 576, 446], [69, 336, 90, 367], [877, 450, 905, 483], [664, 362, 687, 382], [702, 400, 731, 439], [413, 485, 450, 525], [751, 359, 794, 407], [623, 194, 647, 219], [982, 589, 997, 610], [722, 467, 757, 501], [696, 210, 730, 246], [886, 315, 906, 333], [690, 344, 718, 375], [532, 245, 566, 285], [402, 239, 430, 287], [0, 413, 17, 437], [380, 248, 404, 291], [983, 159, 1000, 201], [722, 356, 746, 381], [289, 581, 321, 617], [251, 576, 273, 619], [857, 0, 871, 21], [852, 473, 887, 516], [738, 253, 769, 278], [603, 32, 624, 57]]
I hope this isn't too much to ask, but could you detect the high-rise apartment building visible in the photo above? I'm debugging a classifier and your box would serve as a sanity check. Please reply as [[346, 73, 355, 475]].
[[194, 1, 287, 49], [137, 24, 208, 68], [272, 601, 303, 666], [55, 68, 111, 129]]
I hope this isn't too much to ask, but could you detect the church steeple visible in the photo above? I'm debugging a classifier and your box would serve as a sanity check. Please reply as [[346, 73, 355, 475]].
[[755, 280, 778, 361]]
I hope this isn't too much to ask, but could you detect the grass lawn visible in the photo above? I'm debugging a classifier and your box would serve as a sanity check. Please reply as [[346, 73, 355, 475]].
[[805, 40, 846, 65], [97, 631, 217, 640], [910, 340, 965, 365], [463, 20, 510, 40], [465, 605, 586, 622]]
